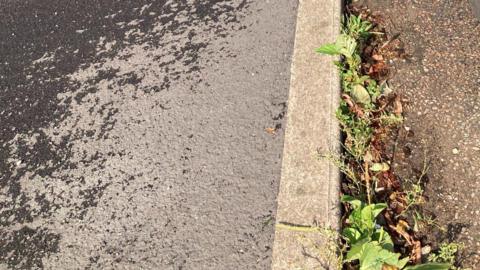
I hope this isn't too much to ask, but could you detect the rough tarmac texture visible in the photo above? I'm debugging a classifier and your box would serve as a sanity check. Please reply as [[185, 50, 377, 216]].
[[363, 0, 479, 267], [0, 1, 298, 269]]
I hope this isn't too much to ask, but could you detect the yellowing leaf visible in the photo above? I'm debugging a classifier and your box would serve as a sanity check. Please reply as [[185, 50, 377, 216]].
[[371, 163, 390, 172], [351, 84, 371, 105]]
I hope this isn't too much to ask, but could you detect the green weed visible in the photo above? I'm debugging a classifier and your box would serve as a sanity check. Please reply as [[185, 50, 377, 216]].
[[428, 243, 465, 270], [343, 15, 373, 41], [322, 152, 361, 187], [336, 103, 372, 159], [405, 183, 424, 210], [341, 195, 449, 270], [316, 13, 453, 270], [379, 113, 404, 127], [412, 211, 445, 233]]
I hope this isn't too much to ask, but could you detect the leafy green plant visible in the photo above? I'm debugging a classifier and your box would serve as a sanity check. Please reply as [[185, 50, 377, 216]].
[[379, 113, 404, 127], [341, 196, 450, 270], [316, 33, 357, 58], [428, 243, 464, 270], [405, 183, 425, 211], [341, 196, 407, 269], [316, 16, 380, 161], [343, 15, 373, 40], [336, 103, 372, 159], [316, 13, 453, 270], [316, 33, 362, 77]]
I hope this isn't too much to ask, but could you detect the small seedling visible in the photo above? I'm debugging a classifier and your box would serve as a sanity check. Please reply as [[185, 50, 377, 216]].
[[405, 183, 425, 210], [380, 113, 404, 127], [343, 15, 373, 40], [428, 243, 465, 270], [412, 211, 445, 233]]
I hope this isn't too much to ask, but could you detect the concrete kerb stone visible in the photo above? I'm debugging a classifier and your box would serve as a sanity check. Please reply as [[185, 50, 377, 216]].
[[271, 0, 342, 269]]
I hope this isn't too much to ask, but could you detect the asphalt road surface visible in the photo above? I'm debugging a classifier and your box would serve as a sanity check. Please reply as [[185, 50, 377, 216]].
[[0, 1, 298, 269]]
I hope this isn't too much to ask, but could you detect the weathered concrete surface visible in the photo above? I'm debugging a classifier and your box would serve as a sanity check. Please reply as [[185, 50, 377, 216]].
[[271, 0, 341, 269], [0, 1, 298, 269]]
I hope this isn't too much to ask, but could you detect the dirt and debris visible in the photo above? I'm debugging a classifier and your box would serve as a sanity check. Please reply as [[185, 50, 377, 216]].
[[332, 1, 479, 267], [355, 0, 479, 268]]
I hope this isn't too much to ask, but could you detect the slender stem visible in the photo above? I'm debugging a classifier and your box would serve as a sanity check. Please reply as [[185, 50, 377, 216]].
[[364, 162, 372, 204]]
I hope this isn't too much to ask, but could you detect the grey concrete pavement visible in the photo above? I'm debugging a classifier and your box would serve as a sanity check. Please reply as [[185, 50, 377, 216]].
[[272, 0, 341, 269], [0, 1, 298, 269]]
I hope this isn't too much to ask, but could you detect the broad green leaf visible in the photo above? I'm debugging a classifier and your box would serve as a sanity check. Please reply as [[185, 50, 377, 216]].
[[336, 34, 357, 57], [341, 195, 363, 209], [397, 257, 410, 269], [345, 239, 369, 262], [346, 244, 363, 262], [371, 203, 387, 218], [360, 205, 375, 230], [351, 84, 371, 105], [342, 227, 362, 244], [315, 43, 341, 55], [403, 263, 451, 270], [359, 203, 386, 229], [316, 34, 357, 58], [359, 242, 407, 270], [358, 242, 387, 270], [372, 228, 394, 251], [349, 208, 364, 229]]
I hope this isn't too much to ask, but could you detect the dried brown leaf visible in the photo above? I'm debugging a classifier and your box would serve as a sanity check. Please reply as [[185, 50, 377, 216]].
[[372, 54, 384, 61], [342, 94, 365, 117], [411, 240, 422, 264], [394, 95, 403, 116], [390, 219, 413, 246], [265, 127, 276, 135]]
